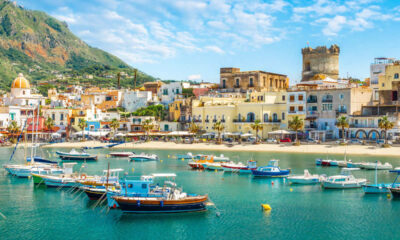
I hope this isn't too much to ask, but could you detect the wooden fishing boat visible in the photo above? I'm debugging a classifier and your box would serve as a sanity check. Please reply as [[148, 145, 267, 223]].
[[108, 173, 208, 213]]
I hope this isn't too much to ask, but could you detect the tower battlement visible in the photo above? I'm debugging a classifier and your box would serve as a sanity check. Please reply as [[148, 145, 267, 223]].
[[301, 44, 340, 82]]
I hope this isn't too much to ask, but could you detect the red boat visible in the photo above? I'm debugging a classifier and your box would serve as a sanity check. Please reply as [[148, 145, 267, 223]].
[[109, 152, 134, 157]]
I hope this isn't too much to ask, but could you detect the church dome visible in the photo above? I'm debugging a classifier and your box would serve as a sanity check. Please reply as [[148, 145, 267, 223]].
[[11, 73, 30, 89]]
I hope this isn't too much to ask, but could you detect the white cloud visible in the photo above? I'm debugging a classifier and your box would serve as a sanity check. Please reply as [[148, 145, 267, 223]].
[[188, 74, 202, 81], [205, 45, 224, 54], [320, 15, 347, 36]]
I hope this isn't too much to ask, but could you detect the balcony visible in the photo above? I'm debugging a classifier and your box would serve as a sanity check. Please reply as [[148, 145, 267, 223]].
[[307, 111, 319, 117], [212, 119, 217, 123], [233, 119, 255, 123], [349, 124, 377, 128], [205, 119, 209, 123], [307, 98, 317, 103], [193, 119, 201, 123], [221, 119, 225, 123], [322, 99, 333, 103], [264, 119, 281, 123]]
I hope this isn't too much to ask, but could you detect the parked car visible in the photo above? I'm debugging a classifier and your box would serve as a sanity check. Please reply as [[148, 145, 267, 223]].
[[377, 139, 392, 145], [279, 138, 292, 143], [266, 138, 277, 143], [335, 139, 348, 144], [306, 138, 318, 143]]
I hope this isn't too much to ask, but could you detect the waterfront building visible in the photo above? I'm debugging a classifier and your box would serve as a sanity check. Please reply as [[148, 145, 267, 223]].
[[378, 62, 400, 105], [127, 116, 158, 132], [42, 108, 72, 137], [301, 45, 340, 82], [168, 95, 192, 123], [286, 90, 307, 122], [192, 91, 287, 139], [144, 81, 162, 94], [370, 57, 396, 101], [219, 67, 288, 92], [159, 121, 180, 132]]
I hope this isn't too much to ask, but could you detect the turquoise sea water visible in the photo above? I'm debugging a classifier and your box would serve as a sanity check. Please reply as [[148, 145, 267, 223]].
[[1, 147, 400, 240]]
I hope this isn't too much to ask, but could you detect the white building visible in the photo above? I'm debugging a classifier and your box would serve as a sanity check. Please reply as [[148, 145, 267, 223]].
[[122, 90, 152, 112], [287, 91, 306, 117], [158, 82, 182, 105]]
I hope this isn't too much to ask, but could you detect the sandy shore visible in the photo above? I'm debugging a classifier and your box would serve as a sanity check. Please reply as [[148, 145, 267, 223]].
[[38, 141, 400, 157]]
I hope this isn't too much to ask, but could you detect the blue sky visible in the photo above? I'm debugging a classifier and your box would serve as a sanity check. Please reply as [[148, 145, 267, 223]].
[[18, 0, 400, 84]]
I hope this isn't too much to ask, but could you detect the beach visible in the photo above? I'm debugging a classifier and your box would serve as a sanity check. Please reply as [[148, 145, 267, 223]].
[[40, 141, 400, 157]]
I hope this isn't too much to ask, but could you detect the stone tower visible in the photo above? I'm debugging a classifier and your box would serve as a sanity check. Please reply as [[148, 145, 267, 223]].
[[301, 45, 340, 82]]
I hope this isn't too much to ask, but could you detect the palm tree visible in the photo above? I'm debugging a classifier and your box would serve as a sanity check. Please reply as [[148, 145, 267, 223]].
[[250, 120, 263, 143], [142, 119, 154, 141], [336, 116, 349, 143], [7, 121, 20, 143], [378, 116, 394, 145], [188, 121, 200, 136], [110, 118, 120, 139], [44, 117, 55, 140], [288, 116, 304, 144], [212, 121, 225, 144], [78, 118, 88, 141]]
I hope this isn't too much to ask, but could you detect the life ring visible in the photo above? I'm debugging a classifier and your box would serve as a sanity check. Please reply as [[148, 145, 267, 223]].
[[81, 173, 87, 180]]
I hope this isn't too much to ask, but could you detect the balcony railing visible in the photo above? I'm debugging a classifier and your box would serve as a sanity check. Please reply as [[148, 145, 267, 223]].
[[233, 119, 255, 123], [322, 99, 333, 103], [205, 119, 209, 123], [264, 119, 281, 123], [307, 99, 317, 103]]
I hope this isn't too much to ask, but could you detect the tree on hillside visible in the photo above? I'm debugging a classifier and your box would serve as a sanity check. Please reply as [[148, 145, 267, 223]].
[[142, 119, 154, 141], [110, 118, 119, 139]]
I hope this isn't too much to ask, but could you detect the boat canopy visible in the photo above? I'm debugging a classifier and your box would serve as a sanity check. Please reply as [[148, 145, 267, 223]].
[[151, 173, 177, 178]]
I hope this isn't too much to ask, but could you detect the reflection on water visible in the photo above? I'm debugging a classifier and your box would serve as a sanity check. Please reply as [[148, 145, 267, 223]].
[[1, 147, 400, 239]]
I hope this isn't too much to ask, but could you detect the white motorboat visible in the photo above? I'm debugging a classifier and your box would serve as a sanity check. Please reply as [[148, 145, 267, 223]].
[[360, 162, 393, 170], [322, 168, 367, 189], [222, 160, 257, 173], [130, 153, 158, 161], [287, 169, 325, 184], [212, 154, 229, 162], [203, 162, 225, 171]]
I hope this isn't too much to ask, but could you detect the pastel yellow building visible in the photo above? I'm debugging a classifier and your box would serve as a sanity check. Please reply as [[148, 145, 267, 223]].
[[378, 62, 400, 104], [192, 91, 288, 139]]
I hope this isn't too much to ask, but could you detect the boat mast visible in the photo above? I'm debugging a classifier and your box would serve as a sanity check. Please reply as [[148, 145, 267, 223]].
[[375, 160, 378, 185], [30, 105, 36, 162], [34, 102, 40, 157]]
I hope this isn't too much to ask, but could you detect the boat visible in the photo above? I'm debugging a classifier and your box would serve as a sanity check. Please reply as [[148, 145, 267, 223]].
[[176, 152, 202, 160], [56, 149, 90, 157], [80, 168, 123, 200], [108, 173, 208, 213], [322, 168, 367, 189], [251, 160, 290, 177], [32, 163, 82, 188], [347, 162, 364, 168], [188, 155, 229, 170], [287, 169, 325, 184], [362, 162, 395, 194], [213, 154, 229, 161], [221, 160, 257, 173], [202, 162, 225, 171], [109, 152, 135, 157], [388, 170, 400, 198], [130, 153, 158, 161], [360, 162, 393, 170], [31, 162, 75, 184], [83, 142, 124, 149], [59, 154, 98, 161]]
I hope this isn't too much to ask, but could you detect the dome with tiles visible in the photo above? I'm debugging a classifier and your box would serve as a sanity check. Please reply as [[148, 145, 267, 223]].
[[11, 73, 30, 89]]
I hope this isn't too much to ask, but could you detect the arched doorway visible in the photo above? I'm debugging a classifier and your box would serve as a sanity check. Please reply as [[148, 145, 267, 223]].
[[247, 112, 255, 122], [368, 130, 380, 140], [355, 129, 367, 139]]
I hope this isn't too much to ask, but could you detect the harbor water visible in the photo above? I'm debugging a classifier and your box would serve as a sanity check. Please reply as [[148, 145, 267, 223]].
[[1, 147, 400, 239]]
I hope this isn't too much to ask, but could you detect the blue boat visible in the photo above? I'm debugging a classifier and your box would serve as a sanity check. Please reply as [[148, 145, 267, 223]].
[[251, 160, 290, 177], [363, 162, 400, 194], [27, 156, 58, 164], [107, 173, 208, 213]]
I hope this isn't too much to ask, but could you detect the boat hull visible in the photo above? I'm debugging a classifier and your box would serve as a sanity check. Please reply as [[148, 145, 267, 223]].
[[288, 178, 320, 184], [110, 152, 134, 157], [130, 157, 157, 162], [84, 188, 106, 200], [252, 169, 290, 177], [363, 184, 392, 193], [390, 188, 400, 198], [322, 181, 366, 189], [59, 155, 97, 161], [113, 196, 207, 213]]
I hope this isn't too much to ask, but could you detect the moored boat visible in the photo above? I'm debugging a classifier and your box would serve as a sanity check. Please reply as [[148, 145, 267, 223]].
[[251, 160, 290, 177], [222, 160, 257, 173], [130, 153, 158, 161], [56, 149, 90, 157], [360, 162, 393, 170], [176, 152, 202, 160], [322, 168, 367, 189], [287, 169, 325, 184], [109, 152, 135, 157], [108, 173, 208, 213]]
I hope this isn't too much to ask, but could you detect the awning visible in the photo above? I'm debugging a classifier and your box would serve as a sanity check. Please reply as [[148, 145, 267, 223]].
[[268, 130, 295, 134], [72, 125, 81, 132]]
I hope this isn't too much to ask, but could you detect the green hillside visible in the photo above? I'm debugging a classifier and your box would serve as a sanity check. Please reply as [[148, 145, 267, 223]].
[[0, 0, 154, 90]]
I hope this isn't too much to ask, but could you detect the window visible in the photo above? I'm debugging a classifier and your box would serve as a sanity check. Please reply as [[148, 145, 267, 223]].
[[249, 77, 254, 87], [322, 104, 333, 111], [322, 94, 333, 102], [270, 78, 273, 87], [263, 77, 266, 86], [264, 113, 269, 122], [282, 112, 285, 120], [282, 95, 286, 101], [382, 83, 385, 87], [273, 113, 278, 121], [163, 89, 168, 95], [52, 114, 55, 120], [289, 106, 295, 112], [298, 95, 304, 101], [392, 91, 398, 101], [339, 94, 344, 100], [395, 73, 399, 79], [176, 88, 180, 94], [275, 79, 278, 88], [222, 79, 226, 88], [235, 78, 240, 87], [289, 95, 295, 102], [23, 90, 25, 95], [247, 112, 255, 122], [299, 106, 304, 111]]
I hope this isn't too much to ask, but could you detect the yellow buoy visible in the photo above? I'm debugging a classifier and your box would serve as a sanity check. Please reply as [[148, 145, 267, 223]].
[[290, 188, 293, 192], [181, 158, 184, 161], [387, 194, 391, 199], [132, 168, 134, 172], [215, 169, 218, 172], [160, 160, 163, 163], [261, 204, 271, 211], [28, 176, 31, 179], [168, 155, 170, 158], [112, 187, 115, 191]]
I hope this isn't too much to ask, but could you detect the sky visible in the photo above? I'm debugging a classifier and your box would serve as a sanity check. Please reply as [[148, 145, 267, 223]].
[[17, 0, 400, 85]]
